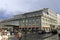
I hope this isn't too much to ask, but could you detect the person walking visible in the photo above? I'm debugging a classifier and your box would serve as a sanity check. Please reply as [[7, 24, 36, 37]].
[[0, 29, 2, 40], [7, 31, 10, 37], [2, 32, 8, 40], [57, 29, 60, 40], [16, 30, 22, 40]]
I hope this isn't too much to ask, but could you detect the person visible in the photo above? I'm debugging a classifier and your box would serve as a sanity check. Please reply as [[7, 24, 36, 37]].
[[0, 29, 2, 40], [57, 28, 60, 40], [16, 30, 22, 40], [2, 32, 8, 40], [7, 31, 10, 37]]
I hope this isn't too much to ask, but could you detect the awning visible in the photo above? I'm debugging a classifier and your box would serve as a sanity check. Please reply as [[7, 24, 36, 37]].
[[42, 26, 50, 28], [19, 26, 39, 28]]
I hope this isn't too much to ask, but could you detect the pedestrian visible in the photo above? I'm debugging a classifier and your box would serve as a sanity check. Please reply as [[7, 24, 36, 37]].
[[0, 29, 2, 40], [2, 32, 8, 40], [0, 33, 2, 40], [7, 31, 10, 37], [57, 29, 60, 40], [16, 30, 22, 40]]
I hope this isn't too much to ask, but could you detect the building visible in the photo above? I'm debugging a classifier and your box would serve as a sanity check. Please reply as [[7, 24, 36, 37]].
[[57, 14, 60, 29], [41, 8, 57, 32], [0, 8, 57, 32]]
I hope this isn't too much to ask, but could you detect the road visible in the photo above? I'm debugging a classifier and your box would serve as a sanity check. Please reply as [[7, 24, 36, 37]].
[[8, 33, 59, 40], [44, 34, 59, 40]]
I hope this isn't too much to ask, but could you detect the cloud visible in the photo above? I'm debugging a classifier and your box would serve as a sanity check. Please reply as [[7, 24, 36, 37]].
[[0, 0, 60, 20], [0, 0, 50, 12], [0, 9, 23, 20], [0, 0, 59, 12]]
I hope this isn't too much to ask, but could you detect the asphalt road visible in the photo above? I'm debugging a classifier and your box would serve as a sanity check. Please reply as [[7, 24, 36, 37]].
[[8, 33, 59, 40], [44, 34, 59, 40]]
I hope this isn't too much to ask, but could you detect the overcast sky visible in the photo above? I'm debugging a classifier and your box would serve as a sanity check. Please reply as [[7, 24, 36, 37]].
[[0, 0, 60, 20]]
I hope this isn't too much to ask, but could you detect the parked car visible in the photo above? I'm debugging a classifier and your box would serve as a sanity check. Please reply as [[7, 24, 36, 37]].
[[45, 30, 50, 33], [37, 30, 46, 34], [51, 29, 58, 34]]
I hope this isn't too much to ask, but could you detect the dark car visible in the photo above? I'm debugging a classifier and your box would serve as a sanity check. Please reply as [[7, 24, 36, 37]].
[[51, 29, 58, 34], [37, 30, 46, 34]]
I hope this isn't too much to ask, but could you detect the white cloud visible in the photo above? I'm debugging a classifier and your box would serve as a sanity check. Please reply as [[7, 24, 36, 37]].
[[0, 0, 60, 20], [0, 0, 49, 12], [0, 0, 60, 15]]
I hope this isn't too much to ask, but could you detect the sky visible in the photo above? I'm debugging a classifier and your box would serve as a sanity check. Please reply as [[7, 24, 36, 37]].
[[0, 0, 60, 20]]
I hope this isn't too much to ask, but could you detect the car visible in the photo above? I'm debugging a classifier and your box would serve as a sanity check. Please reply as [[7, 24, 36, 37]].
[[45, 30, 51, 33], [51, 29, 58, 34], [37, 30, 46, 34]]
